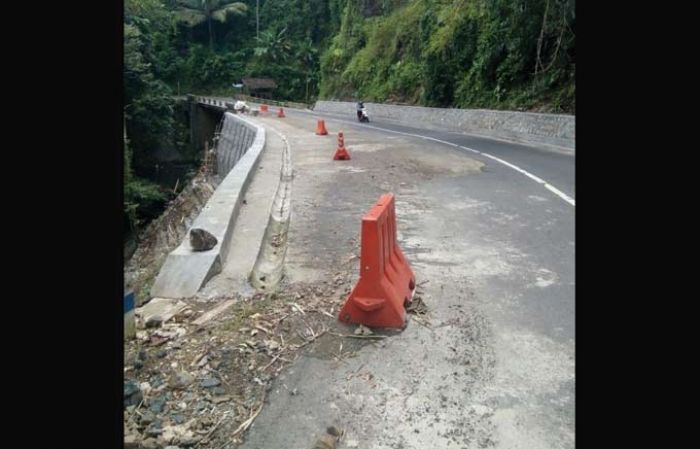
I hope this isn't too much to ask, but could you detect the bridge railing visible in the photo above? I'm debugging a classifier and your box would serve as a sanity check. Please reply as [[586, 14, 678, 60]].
[[187, 93, 312, 111], [232, 93, 311, 110]]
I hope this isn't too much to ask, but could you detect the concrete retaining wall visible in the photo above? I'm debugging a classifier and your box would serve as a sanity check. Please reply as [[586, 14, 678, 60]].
[[150, 112, 266, 299], [216, 114, 257, 176], [313, 101, 575, 152]]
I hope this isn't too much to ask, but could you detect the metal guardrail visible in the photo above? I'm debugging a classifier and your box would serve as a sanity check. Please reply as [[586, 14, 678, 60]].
[[232, 94, 311, 110], [189, 94, 310, 111]]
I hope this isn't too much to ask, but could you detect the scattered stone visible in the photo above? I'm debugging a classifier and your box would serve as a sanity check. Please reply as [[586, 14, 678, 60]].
[[133, 360, 144, 370], [212, 395, 231, 404], [149, 396, 167, 413], [146, 424, 163, 437], [192, 299, 236, 326], [124, 432, 139, 449], [139, 411, 155, 425], [354, 324, 373, 336], [190, 228, 218, 251], [155, 327, 187, 340], [200, 377, 221, 388], [149, 335, 170, 346], [179, 436, 202, 447], [138, 351, 148, 361], [170, 371, 194, 389], [172, 414, 186, 424], [196, 355, 209, 368], [161, 424, 195, 446], [124, 381, 142, 407], [157, 350, 168, 359], [138, 298, 188, 328], [311, 426, 341, 449], [212, 386, 226, 396], [146, 316, 165, 328], [124, 381, 140, 396], [406, 296, 428, 315], [140, 438, 159, 449]]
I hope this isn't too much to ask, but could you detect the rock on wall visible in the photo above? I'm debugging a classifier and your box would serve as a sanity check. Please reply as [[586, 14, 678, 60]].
[[150, 113, 267, 299]]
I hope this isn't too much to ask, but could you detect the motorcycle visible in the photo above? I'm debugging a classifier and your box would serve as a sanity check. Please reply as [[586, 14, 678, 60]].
[[357, 107, 370, 123]]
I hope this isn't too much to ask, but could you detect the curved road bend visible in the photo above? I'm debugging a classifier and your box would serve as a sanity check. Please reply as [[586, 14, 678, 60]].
[[240, 106, 575, 449]]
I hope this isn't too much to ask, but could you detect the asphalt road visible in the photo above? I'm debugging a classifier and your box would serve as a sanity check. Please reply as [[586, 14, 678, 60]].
[[287, 106, 576, 339], [238, 105, 575, 449]]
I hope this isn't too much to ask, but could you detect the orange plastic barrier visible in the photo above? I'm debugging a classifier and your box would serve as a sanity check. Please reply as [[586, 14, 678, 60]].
[[278, 107, 286, 118], [316, 119, 328, 135], [338, 193, 416, 328], [260, 104, 269, 113]]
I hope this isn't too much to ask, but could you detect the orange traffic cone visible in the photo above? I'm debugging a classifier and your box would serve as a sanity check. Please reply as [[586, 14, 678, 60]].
[[333, 132, 351, 160], [316, 119, 328, 135], [278, 107, 286, 118]]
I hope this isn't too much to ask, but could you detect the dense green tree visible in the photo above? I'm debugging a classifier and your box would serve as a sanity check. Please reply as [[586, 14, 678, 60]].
[[174, 0, 248, 50], [124, 0, 575, 236], [253, 27, 292, 62], [124, 0, 175, 234]]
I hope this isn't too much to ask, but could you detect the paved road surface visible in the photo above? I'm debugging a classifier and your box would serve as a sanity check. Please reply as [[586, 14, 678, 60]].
[[236, 107, 575, 449]]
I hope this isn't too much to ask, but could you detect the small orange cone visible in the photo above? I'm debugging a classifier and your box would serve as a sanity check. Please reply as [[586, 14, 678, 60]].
[[333, 132, 351, 160], [260, 104, 269, 113], [316, 119, 328, 135], [278, 107, 286, 118]]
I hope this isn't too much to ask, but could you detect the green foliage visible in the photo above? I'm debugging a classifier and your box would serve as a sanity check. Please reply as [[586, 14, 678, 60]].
[[319, 0, 575, 113], [123, 0, 575, 237], [125, 0, 178, 234], [124, 126, 167, 235], [124, 176, 168, 233], [253, 27, 292, 62], [173, 1, 249, 49]]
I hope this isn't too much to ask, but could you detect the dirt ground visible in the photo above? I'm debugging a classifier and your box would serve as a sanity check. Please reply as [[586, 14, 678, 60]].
[[124, 266, 429, 449]]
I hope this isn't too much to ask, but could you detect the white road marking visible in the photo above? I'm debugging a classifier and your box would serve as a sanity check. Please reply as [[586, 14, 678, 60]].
[[360, 123, 576, 207], [258, 106, 576, 207]]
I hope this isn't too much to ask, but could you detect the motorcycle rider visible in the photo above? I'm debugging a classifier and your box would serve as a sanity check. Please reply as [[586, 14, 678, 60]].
[[356, 101, 364, 121]]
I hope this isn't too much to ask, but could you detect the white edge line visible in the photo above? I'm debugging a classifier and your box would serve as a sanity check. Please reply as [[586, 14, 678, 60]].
[[259, 107, 576, 207]]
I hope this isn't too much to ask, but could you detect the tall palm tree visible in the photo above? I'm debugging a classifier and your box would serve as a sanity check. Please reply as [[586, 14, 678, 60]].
[[174, 0, 248, 50]]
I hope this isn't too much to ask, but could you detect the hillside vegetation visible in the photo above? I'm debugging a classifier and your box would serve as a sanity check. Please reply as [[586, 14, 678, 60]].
[[124, 0, 575, 234], [320, 0, 574, 113]]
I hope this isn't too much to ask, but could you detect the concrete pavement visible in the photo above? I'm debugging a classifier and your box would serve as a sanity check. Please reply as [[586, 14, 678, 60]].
[[234, 110, 574, 449]]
